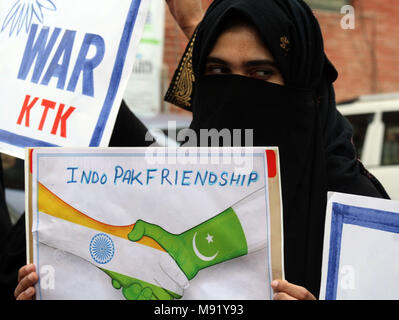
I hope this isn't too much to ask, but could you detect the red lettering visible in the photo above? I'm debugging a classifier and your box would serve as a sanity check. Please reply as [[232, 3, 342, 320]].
[[17, 95, 39, 127], [38, 99, 56, 131], [16, 94, 76, 138], [266, 150, 277, 178], [51, 103, 75, 138]]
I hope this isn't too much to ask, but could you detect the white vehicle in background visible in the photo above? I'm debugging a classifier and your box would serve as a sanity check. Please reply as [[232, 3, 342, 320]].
[[338, 92, 399, 200]]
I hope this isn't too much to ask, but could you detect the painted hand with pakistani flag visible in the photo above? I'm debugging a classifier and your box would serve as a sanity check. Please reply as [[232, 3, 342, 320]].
[[128, 207, 248, 281], [107, 208, 246, 300], [128, 187, 267, 283]]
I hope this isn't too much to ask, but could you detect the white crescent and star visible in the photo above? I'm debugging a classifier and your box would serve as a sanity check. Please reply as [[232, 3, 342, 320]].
[[192, 232, 219, 262]]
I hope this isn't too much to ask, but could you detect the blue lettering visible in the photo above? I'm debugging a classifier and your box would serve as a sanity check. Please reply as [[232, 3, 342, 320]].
[[92, 171, 99, 184], [67, 33, 105, 97], [18, 24, 61, 83], [123, 170, 132, 184], [100, 174, 107, 185], [182, 170, 192, 186], [248, 171, 259, 186], [161, 168, 172, 185], [131, 170, 143, 185], [230, 173, 241, 186], [147, 169, 157, 185], [81, 170, 92, 184], [219, 171, 228, 187], [41, 29, 76, 89], [194, 171, 208, 186], [114, 165, 124, 185], [66, 167, 78, 184], [18, 24, 105, 97], [241, 174, 246, 186], [209, 172, 217, 185]]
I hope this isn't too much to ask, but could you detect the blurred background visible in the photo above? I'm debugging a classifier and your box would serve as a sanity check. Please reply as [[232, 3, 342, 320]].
[[2, 0, 399, 224]]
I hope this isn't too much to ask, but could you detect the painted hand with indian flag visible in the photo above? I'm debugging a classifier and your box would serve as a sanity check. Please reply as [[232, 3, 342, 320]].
[[20, 182, 190, 301]]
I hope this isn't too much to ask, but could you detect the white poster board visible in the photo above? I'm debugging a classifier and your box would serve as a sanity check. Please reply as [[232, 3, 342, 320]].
[[320, 192, 399, 300], [0, 0, 149, 159], [26, 147, 284, 300], [123, 0, 165, 116]]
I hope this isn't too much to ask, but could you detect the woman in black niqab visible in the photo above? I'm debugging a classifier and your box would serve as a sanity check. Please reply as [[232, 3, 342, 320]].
[[165, 0, 389, 297]]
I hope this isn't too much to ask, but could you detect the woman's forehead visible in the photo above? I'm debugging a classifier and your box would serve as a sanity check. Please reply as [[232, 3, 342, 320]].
[[208, 23, 275, 63]]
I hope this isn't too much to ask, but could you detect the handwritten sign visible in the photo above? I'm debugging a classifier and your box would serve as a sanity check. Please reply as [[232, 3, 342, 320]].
[[0, 0, 149, 158], [66, 166, 260, 187], [26, 147, 284, 300]]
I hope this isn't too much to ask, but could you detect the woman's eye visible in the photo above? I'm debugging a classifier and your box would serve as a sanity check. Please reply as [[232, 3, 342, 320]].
[[251, 69, 274, 78], [205, 65, 229, 75]]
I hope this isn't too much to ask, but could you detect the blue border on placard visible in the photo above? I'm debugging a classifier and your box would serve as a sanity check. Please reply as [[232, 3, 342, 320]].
[[0, 129, 57, 147], [89, 0, 141, 146], [325, 202, 399, 300], [35, 150, 269, 299], [0, 0, 141, 150]]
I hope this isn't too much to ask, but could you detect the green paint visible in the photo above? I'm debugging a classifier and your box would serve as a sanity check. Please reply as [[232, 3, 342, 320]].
[[140, 38, 161, 45], [100, 268, 181, 300], [128, 207, 248, 280]]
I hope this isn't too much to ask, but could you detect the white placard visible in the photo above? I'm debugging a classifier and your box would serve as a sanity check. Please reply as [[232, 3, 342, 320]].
[[26, 147, 284, 300], [320, 192, 399, 300], [0, 0, 150, 158]]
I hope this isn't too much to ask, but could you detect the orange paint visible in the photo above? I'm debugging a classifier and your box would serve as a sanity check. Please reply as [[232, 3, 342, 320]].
[[37, 183, 164, 251]]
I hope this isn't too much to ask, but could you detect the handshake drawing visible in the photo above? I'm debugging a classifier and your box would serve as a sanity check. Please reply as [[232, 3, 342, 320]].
[[104, 207, 249, 300]]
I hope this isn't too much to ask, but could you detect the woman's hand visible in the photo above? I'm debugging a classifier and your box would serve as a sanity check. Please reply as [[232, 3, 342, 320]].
[[14, 264, 38, 300], [166, 0, 205, 39], [271, 280, 316, 300]]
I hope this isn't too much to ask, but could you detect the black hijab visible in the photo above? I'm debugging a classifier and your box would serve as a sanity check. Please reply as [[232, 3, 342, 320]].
[[165, 0, 389, 297]]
